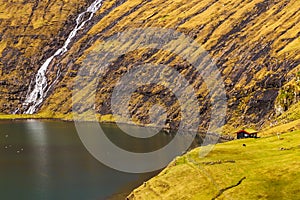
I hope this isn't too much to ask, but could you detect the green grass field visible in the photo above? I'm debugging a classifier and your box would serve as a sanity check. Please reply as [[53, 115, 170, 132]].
[[128, 130, 300, 199]]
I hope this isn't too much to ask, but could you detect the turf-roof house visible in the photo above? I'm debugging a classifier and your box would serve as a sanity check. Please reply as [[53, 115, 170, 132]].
[[236, 129, 258, 139]]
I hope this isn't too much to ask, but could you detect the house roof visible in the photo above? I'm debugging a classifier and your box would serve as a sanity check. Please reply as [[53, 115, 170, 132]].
[[236, 128, 258, 134]]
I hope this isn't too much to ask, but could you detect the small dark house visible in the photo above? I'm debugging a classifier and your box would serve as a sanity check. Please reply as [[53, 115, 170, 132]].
[[236, 129, 258, 139]]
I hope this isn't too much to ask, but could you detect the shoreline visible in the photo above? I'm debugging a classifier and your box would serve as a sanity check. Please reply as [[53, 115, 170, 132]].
[[2, 113, 297, 143], [0, 113, 234, 142]]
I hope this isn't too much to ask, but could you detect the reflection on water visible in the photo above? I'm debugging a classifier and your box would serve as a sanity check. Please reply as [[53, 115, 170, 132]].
[[0, 120, 166, 200], [25, 120, 49, 198]]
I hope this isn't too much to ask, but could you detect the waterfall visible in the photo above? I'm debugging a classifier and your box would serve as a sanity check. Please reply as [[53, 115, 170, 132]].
[[23, 0, 103, 114]]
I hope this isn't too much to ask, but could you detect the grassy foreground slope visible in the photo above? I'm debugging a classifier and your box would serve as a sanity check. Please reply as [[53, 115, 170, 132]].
[[128, 130, 300, 199]]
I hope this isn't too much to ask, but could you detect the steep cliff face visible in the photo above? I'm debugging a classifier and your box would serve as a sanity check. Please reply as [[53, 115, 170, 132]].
[[0, 0, 299, 131], [273, 72, 300, 125]]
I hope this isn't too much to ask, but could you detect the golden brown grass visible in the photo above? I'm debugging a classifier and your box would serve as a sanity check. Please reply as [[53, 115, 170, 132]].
[[129, 129, 300, 200]]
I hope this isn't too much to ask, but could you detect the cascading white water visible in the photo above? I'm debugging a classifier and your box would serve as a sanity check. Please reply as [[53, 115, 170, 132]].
[[23, 0, 103, 114]]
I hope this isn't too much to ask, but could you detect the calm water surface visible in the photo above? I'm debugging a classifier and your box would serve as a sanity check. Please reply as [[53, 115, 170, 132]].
[[0, 120, 179, 200]]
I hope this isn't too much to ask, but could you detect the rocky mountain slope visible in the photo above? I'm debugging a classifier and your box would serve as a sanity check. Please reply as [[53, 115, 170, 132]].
[[0, 0, 299, 132]]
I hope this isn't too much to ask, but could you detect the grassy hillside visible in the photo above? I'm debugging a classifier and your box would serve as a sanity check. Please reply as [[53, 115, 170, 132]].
[[33, 0, 300, 130], [0, 0, 299, 131], [128, 129, 300, 199], [0, 0, 90, 112]]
